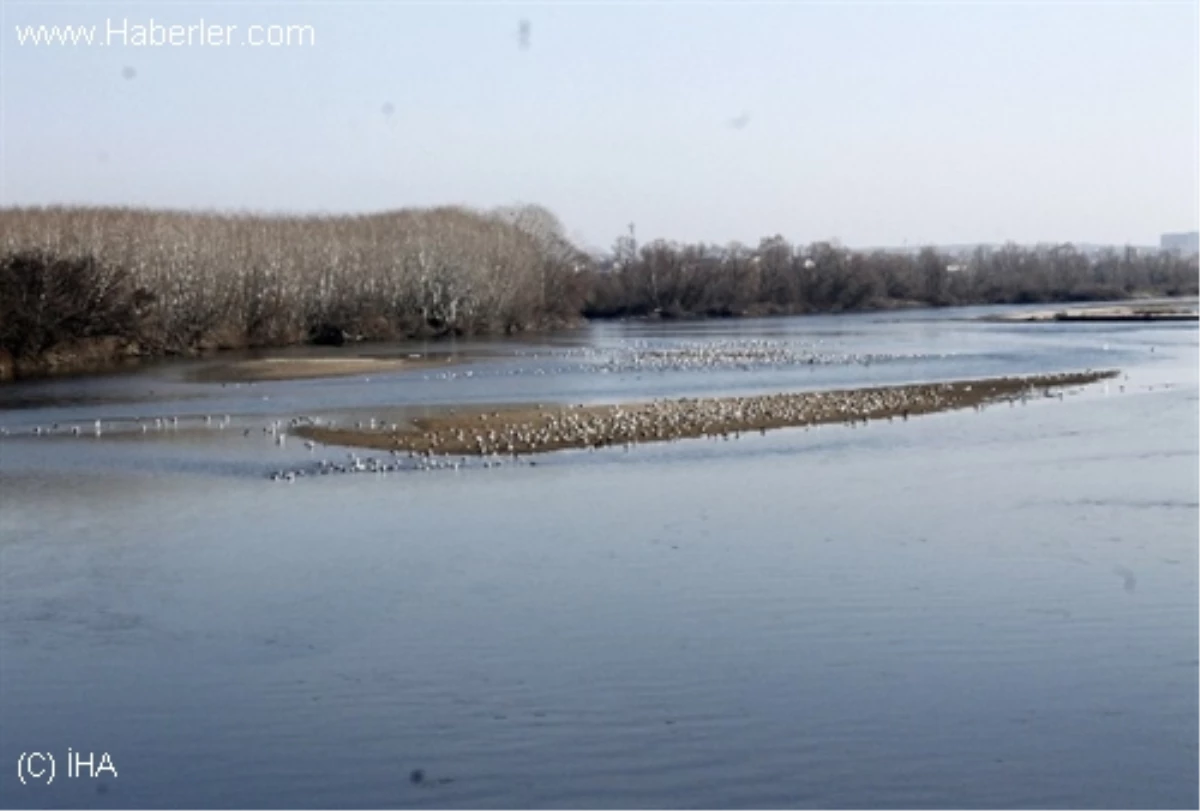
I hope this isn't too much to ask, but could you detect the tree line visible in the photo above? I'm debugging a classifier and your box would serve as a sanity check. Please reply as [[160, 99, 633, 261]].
[[582, 236, 1198, 317], [0, 205, 587, 374], [1, 205, 1195, 377]]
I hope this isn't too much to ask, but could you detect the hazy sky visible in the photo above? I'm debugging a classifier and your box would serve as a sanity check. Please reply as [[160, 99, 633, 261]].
[[2, 1, 1197, 249]]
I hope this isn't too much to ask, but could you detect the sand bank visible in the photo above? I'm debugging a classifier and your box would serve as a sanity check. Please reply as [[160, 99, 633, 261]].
[[984, 303, 1197, 323], [191, 354, 459, 382], [296, 370, 1117, 457]]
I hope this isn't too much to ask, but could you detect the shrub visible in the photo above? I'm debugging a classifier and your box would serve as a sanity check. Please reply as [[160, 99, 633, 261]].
[[0, 250, 139, 359]]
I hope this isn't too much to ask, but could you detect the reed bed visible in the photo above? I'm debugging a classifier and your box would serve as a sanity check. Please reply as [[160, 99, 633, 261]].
[[0, 204, 586, 377]]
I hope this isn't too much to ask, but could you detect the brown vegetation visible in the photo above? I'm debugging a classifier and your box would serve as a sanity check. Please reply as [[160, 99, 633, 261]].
[[0, 204, 588, 378], [583, 240, 1199, 318], [1, 203, 1195, 381], [0, 250, 145, 373]]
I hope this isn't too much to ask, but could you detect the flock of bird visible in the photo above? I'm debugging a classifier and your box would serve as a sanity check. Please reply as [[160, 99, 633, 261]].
[[0, 408, 545, 479], [412, 340, 938, 382], [577, 340, 922, 374], [0, 348, 1126, 483], [268, 449, 521, 481], [0, 413, 312, 441], [268, 370, 1117, 481]]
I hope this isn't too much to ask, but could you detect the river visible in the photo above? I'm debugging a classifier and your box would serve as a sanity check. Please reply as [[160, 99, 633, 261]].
[[1, 305, 1196, 809]]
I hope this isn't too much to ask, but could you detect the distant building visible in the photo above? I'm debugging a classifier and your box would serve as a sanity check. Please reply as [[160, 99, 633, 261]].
[[1160, 231, 1199, 255]]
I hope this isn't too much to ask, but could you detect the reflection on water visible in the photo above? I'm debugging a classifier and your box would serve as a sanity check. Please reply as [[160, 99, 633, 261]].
[[1, 308, 1196, 809]]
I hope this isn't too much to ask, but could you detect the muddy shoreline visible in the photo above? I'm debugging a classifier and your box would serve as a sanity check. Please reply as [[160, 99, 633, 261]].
[[983, 302, 1198, 323], [295, 370, 1118, 457], [188, 354, 463, 383]]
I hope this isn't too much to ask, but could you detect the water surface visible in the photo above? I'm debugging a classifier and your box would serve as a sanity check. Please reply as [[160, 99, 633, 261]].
[[2, 308, 1196, 808]]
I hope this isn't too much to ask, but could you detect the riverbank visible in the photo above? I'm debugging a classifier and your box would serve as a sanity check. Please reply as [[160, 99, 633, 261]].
[[983, 301, 1198, 323], [295, 370, 1117, 457], [189, 354, 463, 383]]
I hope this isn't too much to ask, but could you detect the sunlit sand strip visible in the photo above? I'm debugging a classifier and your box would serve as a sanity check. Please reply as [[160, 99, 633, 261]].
[[296, 370, 1118, 457], [190, 355, 459, 382], [983, 302, 1198, 323]]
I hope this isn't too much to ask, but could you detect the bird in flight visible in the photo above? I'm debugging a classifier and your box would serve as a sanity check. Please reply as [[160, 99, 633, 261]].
[[728, 112, 751, 130]]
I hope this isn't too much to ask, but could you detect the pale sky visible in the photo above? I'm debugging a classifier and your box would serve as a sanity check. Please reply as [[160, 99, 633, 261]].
[[2, 1, 1197, 250]]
